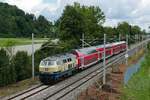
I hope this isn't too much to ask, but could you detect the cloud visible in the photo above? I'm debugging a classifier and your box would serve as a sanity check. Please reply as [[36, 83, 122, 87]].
[[100, 0, 150, 31], [1, 0, 150, 31], [1, 0, 43, 13]]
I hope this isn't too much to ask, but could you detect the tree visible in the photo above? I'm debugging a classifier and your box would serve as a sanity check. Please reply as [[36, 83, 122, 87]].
[[0, 49, 16, 86], [117, 22, 130, 36], [103, 27, 117, 42], [57, 2, 105, 48], [0, 2, 53, 38], [131, 25, 141, 42], [11, 51, 31, 81], [58, 4, 85, 47]]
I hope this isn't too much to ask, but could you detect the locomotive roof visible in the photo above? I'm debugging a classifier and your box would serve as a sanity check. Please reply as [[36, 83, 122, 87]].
[[42, 53, 75, 61]]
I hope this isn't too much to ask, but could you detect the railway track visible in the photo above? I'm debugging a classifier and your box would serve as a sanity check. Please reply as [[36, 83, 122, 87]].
[[23, 52, 125, 100], [5, 39, 149, 100], [44, 53, 125, 100], [6, 84, 49, 100], [5, 52, 124, 100]]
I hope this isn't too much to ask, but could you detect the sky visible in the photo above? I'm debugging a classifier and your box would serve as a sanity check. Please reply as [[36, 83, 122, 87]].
[[0, 0, 150, 31]]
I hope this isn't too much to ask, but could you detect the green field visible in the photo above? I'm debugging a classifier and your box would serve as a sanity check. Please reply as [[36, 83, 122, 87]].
[[0, 38, 48, 47], [122, 51, 150, 100]]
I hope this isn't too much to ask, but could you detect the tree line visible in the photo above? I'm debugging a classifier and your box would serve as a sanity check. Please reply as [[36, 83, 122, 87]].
[[53, 2, 146, 50], [0, 3, 54, 38]]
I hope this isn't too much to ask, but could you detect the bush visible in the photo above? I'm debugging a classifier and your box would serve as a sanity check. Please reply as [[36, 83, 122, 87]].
[[0, 49, 16, 86], [11, 51, 31, 81]]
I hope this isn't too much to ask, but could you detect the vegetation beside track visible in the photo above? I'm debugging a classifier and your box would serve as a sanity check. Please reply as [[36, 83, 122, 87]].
[[121, 45, 150, 100], [0, 77, 40, 98], [128, 49, 145, 66], [77, 46, 147, 100], [0, 38, 48, 47]]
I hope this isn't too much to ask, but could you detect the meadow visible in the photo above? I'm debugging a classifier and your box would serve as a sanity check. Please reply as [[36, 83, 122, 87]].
[[122, 48, 150, 100], [0, 38, 48, 47]]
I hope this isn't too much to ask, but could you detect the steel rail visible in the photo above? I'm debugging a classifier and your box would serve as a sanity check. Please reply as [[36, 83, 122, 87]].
[[7, 52, 124, 100], [7, 39, 149, 100], [44, 52, 125, 100], [45, 39, 148, 100], [7, 84, 49, 100], [57, 58, 124, 100]]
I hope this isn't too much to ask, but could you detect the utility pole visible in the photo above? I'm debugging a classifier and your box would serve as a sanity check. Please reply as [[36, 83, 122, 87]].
[[32, 33, 35, 79], [103, 34, 106, 84], [125, 34, 128, 65], [82, 33, 84, 48]]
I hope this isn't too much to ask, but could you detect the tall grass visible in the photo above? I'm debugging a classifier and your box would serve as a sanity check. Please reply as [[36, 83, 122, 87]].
[[0, 38, 48, 47], [122, 47, 150, 100]]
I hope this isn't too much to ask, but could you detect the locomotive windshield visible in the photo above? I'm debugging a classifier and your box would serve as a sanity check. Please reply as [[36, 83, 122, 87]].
[[40, 60, 55, 67]]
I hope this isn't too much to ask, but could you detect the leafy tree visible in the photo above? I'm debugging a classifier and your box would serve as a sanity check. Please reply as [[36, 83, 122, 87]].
[[34, 15, 53, 37], [103, 27, 118, 42], [11, 51, 31, 81], [0, 2, 53, 38], [117, 21, 144, 44], [57, 2, 105, 48], [0, 49, 16, 86]]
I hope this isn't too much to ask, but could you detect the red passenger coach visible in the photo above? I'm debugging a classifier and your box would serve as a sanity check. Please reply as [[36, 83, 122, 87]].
[[72, 41, 126, 70], [73, 47, 99, 69], [112, 41, 126, 54], [96, 44, 113, 58]]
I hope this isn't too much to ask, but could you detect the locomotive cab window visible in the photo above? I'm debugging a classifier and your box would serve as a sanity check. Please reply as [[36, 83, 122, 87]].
[[67, 58, 72, 62], [48, 61, 55, 66], [40, 61, 46, 66], [40, 60, 55, 67]]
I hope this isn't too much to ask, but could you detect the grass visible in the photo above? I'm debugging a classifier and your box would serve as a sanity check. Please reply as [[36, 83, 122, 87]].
[[0, 77, 40, 98], [0, 38, 48, 47], [128, 49, 145, 66], [121, 50, 150, 100]]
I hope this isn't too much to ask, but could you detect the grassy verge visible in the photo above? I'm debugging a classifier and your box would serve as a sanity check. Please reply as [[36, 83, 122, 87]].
[[128, 49, 145, 66], [121, 50, 150, 100], [0, 38, 48, 47], [0, 77, 40, 98]]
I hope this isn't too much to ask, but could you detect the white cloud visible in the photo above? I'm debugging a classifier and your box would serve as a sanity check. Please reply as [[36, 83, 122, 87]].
[[3, 0, 42, 13], [100, 0, 150, 31], [1, 0, 150, 31]]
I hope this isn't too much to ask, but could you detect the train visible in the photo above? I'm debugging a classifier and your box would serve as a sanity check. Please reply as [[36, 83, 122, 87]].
[[39, 41, 126, 84]]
